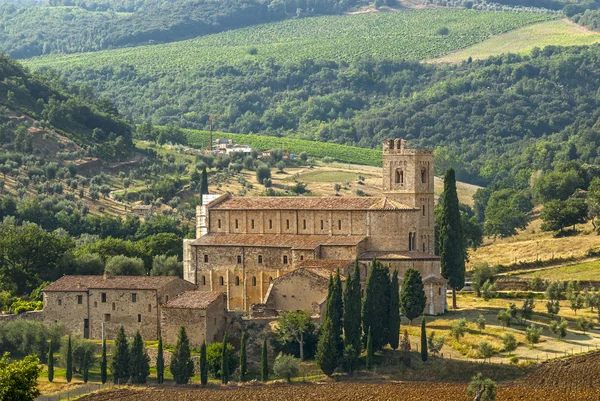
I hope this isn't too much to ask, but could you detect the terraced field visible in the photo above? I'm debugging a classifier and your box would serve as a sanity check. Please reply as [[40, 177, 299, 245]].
[[24, 9, 554, 73]]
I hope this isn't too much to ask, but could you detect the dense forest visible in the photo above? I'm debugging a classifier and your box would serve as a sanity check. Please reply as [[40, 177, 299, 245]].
[[0, 0, 358, 58]]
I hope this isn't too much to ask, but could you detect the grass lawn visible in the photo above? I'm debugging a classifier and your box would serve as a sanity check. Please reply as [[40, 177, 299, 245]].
[[516, 260, 600, 282], [432, 19, 600, 63]]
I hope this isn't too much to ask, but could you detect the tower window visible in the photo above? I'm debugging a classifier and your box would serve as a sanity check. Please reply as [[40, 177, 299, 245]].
[[235, 276, 240, 286], [252, 276, 257, 286], [303, 219, 307, 230], [235, 219, 239, 229], [269, 220, 273, 229], [395, 169, 404, 184], [251, 219, 255, 229], [202, 275, 206, 285], [422, 205, 426, 216], [338, 220, 342, 230], [219, 276, 224, 286], [286, 219, 290, 230], [421, 168, 427, 183]]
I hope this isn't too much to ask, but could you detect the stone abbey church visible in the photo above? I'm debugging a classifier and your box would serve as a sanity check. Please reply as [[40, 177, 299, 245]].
[[183, 139, 447, 316]]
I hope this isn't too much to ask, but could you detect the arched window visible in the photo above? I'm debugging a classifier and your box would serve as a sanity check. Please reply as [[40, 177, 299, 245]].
[[219, 276, 224, 286], [421, 167, 427, 183], [422, 205, 426, 216], [423, 242, 426, 252], [395, 169, 404, 184], [408, 232, 413, 250], [258, 255, 263, 264], [252, 277, 257, 286], [235, 276, 240, 286], [202, 275, 206, 285], [412, 232, 417, 251]]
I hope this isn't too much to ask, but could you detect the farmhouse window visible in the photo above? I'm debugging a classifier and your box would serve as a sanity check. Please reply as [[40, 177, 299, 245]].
[[77, 295, 83, 304], [101, 293, 107, 303], [131, 293, 137, 303], [258, 255, 263, 264]]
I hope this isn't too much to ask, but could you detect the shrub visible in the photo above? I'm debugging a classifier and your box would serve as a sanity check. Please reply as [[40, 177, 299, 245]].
[[502, 333, 517, 353], [450, 318, 468, 341], [478, 342, 494, 361], [525, 324, 542, 346], [273, 353, 299, 382], [206, 342, 237, 379]]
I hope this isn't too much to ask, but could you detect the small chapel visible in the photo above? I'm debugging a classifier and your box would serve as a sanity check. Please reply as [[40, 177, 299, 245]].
[[183, 139, 447, 315]]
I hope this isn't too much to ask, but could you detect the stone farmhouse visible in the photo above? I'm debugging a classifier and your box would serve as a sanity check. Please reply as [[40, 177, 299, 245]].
[[183, 139, 447, 315]]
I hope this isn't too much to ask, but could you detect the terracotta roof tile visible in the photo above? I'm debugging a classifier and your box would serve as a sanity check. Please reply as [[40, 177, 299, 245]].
[[163, 291, 224, 309], [192, 234, 367, 249], [296, 260, 353, 270], [359, 251, 440, 261], [43, 275, 184, 292], [211, 196, 415, 211]]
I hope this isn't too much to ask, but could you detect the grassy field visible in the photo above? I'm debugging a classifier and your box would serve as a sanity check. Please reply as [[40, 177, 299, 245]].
[[433, 19, 600, 63], [515, 259, 600, 281], [24, 9, 554, 73]]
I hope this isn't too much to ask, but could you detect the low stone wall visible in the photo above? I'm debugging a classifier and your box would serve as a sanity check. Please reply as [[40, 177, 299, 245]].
[[0, 310, 43, 322]]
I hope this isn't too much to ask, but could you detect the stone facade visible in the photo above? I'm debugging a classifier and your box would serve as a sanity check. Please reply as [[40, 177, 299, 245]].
[[42, 274, 196, 340], [184, 139, 447, 315]]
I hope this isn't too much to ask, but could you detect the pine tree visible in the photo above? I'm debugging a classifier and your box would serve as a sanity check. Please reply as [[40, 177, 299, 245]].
[[439, 168, 465, 309], [362, 259, 391, 349], [47, 340, 54, 382], [201, 166, 209, 196], [343, 260, 362, 356], [130, 331, 150, 384], [221, 332, 229, 384], [261, 337, 268, 382], [316, 317, 338, 376], [111, 326, 130, 384], [83, 351, 90, 383], [156, 336, 165, 384], [421, 317, 428, 362], [100, 338, 107, 384], [389, 269, 401, 350], [200, 341, 208, 385], [171, 326, 194, 384], [366, 327, 373, 370], [240, 332, 247, 382], [400, 268, 427, 324], [66, 335, 73, 383]]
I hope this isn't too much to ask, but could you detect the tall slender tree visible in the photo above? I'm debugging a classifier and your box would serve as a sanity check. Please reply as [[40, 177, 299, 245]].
[[130, 331, 150, 384], [439, 168, 465, 309], [221, 332, 229, 384], [156, 336, 165, 384], [366, 327, 373, 370], [100, 338, 107, 384], [325, 270, 344, 356], [47, 340, 54, 383], [171, 326, 194, 384], [201, 166, 209, 197], [400, 268, 427, 325], [83, 351, 90, 383], [200, 341, 208, 385], [261, 337, 268, 382], [421, 317, 428, 362], [66, 335, 73, 383], [362, 259, 391, 349], [111, 326, 130, 384], [316, 317, 338, 376], [343, 260, 362, 355], [240, 332, 247, 382], [389, 269, 401, 350]]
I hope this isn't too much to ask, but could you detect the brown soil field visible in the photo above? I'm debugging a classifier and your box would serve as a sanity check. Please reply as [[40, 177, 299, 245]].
[[80, 352, 600, 401]]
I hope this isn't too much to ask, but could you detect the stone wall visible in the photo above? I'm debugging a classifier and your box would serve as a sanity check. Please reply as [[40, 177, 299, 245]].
[[265, 269, 329, 314]]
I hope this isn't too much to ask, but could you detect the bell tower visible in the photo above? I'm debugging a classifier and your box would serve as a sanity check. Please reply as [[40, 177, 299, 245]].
[[382, 138, 435, 254]]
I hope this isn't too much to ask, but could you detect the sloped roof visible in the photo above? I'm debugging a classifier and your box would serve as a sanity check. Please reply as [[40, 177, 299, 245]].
[[423, 275, 447, 285], [359, 251, 440, 261], [297, 259, 353, 271], [43, 275, 184, 292], [163, 291, 224, 309], [192, 234, 367, 250], [210, 196, 415, 211]]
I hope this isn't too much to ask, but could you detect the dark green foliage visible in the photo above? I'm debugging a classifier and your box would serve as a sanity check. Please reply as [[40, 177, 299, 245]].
[[365, 327, 373, 370], [129, 331, 150, 384], [82, 350, 90, 383], [111, 327, 129, 384], [206, 342, 237, 379], [170, 326, 194, 384], [0, 353, 41, 401], [342, 344, 359, 375], [47, 340, 54, 383], [400, 269, 427, 324], [439, 168, 465, 309], [274, 310, 315, 361], [389, 269, 400, 350], [325, 270, 343, 357], [221, 332, 229, 384], [200, 341, 208, 385], [200, 166, 209, 196], [261, 337, 268, 382], [540, 198, 588, 232], [156, 336, 164, 384], [316, 317, 338, 376], [362, 259, 390, 350], [343, 260, 362, 355], [100, 339, 107, 384], [421, 318, 428, 362], [65, 335, 72, 383]]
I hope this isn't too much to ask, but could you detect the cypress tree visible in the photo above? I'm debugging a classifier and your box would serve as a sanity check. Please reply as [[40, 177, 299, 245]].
[[366, 327, 373, 370], [156, 336, 164, 384], [439, 167, 465, 309], [316, 317, 338, 376], [421, 317, 428, 362], [130, 331, 150, 384], [343, 260, 362, 355], [111, 326, 129, 384], [400, 268, 427, 325], [201, 166, 209, 195], [325, 270, 343, 357], [100, 338, 107, 384], [239, 332, 247, 382], [389, 269, 401, 350], [171, 326, 194, 384], [83, 351, 90, 383], [66, 335, 73, 383], [261, 337, 268, 382], [47, 340, 54, 382], [362, 259, 390, 349], [200, 341, 208, 385], [221, 332, 229, 384]]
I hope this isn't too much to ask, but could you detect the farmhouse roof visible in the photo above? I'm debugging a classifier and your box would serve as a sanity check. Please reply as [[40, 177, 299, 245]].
[[43, 275, 183, 292], [210, 196, 415, 211], [358, 251, 440, 261], [163, 291, 224, 309], [192, 234, 367, 249]]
